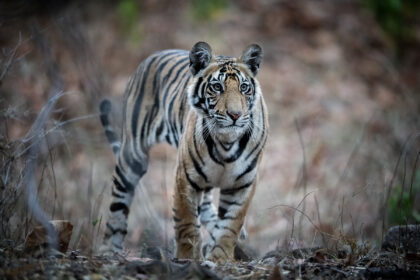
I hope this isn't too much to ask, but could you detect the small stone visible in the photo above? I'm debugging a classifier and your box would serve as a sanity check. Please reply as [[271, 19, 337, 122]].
[[382, 225, 420, 253], [248, 260, 258, 266], [0, 239, 14, 248], [262, 257, 278, 266]]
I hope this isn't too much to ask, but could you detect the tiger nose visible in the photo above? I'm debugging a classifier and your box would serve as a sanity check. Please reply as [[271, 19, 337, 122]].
[[227, 110, 242, 120]]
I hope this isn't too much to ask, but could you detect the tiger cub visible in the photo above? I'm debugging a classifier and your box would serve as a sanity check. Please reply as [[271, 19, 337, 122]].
[[100, 42, 268, 262]]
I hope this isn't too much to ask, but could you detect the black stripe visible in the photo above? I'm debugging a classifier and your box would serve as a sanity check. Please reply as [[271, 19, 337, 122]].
[[244, 132, 264, 161], [112, 190, 124, 198], [146, 58, 187, 139], [131, 51, 180, 138], [167, 98, 182, 145], [188, 147, 208, 182], [122, 146, 146, 177], [164, 62, 189, 114], [204, 186, 213, 192], [131, 56, 158, 137], [167, 67, 190, 144], [219, 199, 243, 206], [155, 120, 164, 139], [177, 224, 201, 239], [193, 122, 205, 165], [218, 206, 227, 219], [220, 182, 253, 195], [192, 77, 203, 99], [178, 79, 191, 133], [110, 202, 129, 216], [174, 222, 200, 230], [140, 110, 151, 151], [183, 162, 202, 191], [115, 166, 135, 192], [178, 228, 189, 239], [146, 56, 172, 137], [248, 78, 256, 110], [235, 151, 260, 181], [224, 124, 252, 163], [201, 201, 211, 206], [203, 119, 224, 166], [191, 77, 208, 114], [219, 141, 234, 151], [245, 98, 266, 160], [220, 215, 237, 220], [144, 55, 181, 148], [209, 232, 216, 241], [201, 207, 211, 214], [113, 177, 127, 193], [163, 59, 189, 108], [173, 216, 181, 222], [171, 119, 179, 147], [220, 226, 237, 235], [106, 222, 127, 235], [166, 134, 172, 145], [211, 245, 228, 257]]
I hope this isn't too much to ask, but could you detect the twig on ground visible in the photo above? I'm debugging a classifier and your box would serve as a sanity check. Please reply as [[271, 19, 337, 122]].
[[294, 118, 307, 242], [268, 201, 320, 235], [290, 191, 315, 241], [22, 90, 63, 254], [314, 195, 327, 246], [409, 148, 420, 197], [381, 132, 420, 242]]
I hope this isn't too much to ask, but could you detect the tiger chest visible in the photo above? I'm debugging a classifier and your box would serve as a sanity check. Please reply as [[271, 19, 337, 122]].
[[184, 141, 259, 190]]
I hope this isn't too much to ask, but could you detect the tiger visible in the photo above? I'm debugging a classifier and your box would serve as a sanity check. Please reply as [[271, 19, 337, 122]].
[[99, 41, 268, 263]]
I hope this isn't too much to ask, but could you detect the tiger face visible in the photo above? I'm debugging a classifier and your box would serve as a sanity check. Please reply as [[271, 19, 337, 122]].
[[188, 42, 263, 139]]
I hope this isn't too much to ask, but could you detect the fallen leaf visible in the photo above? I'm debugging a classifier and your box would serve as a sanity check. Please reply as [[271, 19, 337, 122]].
[[24, 220, 73, 255]]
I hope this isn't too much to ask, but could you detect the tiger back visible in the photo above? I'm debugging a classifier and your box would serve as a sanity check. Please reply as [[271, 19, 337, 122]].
[[100, 42, 268, 263]]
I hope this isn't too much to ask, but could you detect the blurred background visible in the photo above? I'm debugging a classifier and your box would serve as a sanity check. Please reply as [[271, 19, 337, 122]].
[[1, 0, 419, 257]]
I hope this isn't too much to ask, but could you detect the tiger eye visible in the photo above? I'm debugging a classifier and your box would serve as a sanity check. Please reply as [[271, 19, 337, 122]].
[[240, 83, 249, 92], [213, 83, 222, 92]]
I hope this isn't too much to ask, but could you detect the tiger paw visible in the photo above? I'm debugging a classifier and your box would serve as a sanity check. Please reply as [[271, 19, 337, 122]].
[[98, 237, 124, 256], [176, 242, 202, 260], [98, 244, 123, 256], [206, 245, 234, 264]]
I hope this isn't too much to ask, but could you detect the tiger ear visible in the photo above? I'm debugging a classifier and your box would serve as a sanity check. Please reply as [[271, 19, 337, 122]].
[[240, 44, 263, 76], [189, 41, 212, 76]]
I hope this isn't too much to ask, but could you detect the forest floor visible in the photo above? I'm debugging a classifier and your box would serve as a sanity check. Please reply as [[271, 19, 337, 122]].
[[1, 244, 420, 279]]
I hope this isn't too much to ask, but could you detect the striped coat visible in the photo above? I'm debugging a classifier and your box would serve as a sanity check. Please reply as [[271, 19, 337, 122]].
[[100, 42, 268, 263]]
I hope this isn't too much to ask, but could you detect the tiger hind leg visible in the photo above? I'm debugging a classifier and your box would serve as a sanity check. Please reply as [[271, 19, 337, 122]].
[[101, 146, 148, 254]]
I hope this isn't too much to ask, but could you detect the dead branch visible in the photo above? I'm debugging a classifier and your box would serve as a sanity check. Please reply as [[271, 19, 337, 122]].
[[0, 33, 22, 85], [294, 118, 307, 241], [22, 92, 62, 254]]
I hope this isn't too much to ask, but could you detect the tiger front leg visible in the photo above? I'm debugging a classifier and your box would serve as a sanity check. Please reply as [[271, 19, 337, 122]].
[[173, 173, 202, 260], [206, 182, 256, 263]]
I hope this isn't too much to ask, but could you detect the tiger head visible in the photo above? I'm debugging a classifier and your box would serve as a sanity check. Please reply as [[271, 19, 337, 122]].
[[188, 42, 263, 139]]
